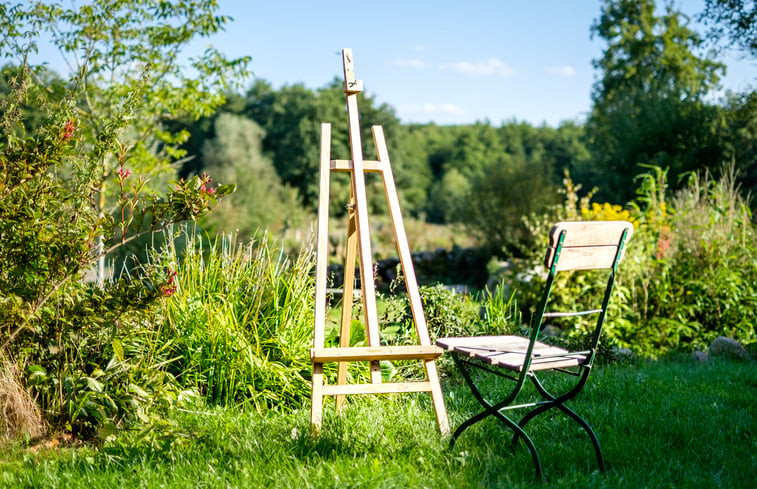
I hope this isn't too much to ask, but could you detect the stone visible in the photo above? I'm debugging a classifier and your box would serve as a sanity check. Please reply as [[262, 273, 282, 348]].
[[691, 350, 708, 363], [745, 342, 757, 361], [709, 336, 751, 361]]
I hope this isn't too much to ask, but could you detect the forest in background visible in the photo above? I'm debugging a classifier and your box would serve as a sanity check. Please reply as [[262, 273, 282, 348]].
[[160, 0, 757, 260], [2, 0, 755, 263]]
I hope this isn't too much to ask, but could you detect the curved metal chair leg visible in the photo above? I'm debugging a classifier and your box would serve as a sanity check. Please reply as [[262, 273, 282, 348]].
[[491, 410, 543, 477], [554, 402, 605, 472], [450, 408, 492, 449], [511, 402, 552, 451]]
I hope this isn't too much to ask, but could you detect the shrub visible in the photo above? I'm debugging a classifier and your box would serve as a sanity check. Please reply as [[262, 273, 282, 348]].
[[0, 0, 241, 436], [155, 227, 316, 412], [504, 165, 757, 358], [379, 282, 520, 377], [616, 166, 757, 355]]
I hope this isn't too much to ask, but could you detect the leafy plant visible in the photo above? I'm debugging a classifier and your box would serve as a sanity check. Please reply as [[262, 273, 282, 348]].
[[0, 0, 242, 436], [155, 226, 316, 412]]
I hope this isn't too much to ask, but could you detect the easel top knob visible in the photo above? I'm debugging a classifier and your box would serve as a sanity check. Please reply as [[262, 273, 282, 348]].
[[342, 48, 364, 93]]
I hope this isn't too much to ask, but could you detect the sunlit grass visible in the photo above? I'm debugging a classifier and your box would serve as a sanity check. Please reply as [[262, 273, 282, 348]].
[[2, 358, 754, 488]]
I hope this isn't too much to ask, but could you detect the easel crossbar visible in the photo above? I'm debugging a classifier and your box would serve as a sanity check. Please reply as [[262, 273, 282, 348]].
[[323, 382, 434, 396], [330, 159, 383, 173], [311, 345, 443, 363]]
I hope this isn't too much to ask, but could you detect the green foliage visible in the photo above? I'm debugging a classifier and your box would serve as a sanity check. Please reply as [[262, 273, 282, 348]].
[[0, 0, 243, 436], [506, 165, 756, 358], [700, 0, 757, 58], [156, 227, 316, 411], [243, 79, 406, 214], [616, 166, 757, 355], [200, 113, 305, 240], [721, 90, 757, 206], [381, 284, 519, 346], [587, 0, 727, 203], [463, 158, 560, 257], [1, 0, 249, 205]]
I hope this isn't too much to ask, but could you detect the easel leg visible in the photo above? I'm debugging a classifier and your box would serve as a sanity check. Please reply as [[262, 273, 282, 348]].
[[310, 362, 324, 434], [336, 202, 358, 410], [424, 359, 450, 435]]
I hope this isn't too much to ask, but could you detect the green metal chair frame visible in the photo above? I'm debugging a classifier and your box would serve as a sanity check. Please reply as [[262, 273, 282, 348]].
[[437, 221, 633, 477]]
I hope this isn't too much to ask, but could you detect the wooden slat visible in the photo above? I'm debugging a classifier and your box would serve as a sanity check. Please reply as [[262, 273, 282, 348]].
[[312, 123, 332, 349], [544, 220, 634, 270], [337, 189, 359, 409], [548, 221, 634, 248], [373, 126, 431, 346], [310, 362, 324, 433], [436, 335, 587, 372], [545, 245, 622, 271], [311, 345, 444, 363], [323, 381, 433, 396], [331, 159, 383, 173], [342, 48, 382, 384]]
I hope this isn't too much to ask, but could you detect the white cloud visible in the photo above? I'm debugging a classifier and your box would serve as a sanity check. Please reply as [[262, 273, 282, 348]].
[[546, 66, 576, 77], [394, 58, 426, 69], [397, 103, 465, 116], [440, 58, 515, 77], [410, 44, 425, 53]]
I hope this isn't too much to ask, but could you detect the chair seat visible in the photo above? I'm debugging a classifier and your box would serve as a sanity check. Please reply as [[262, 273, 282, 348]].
[[436, 335, 587, 372]]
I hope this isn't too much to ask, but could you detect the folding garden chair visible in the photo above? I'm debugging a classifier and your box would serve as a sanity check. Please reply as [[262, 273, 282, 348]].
[[437, 220, 633, 477]]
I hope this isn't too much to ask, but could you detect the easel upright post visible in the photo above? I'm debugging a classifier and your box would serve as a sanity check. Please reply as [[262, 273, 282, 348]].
[[309, 48, 449, 435]]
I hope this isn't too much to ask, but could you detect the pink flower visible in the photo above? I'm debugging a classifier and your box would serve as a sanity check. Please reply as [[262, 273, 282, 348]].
[[161, 285, 177, 297], [63, 119, 76, 140], [117, 168, 131, 179], [207, 187, 215, 195], [161, 270, 178, 296]]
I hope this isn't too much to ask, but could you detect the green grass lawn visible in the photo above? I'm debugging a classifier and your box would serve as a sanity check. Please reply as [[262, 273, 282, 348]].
[[1, 359, 755, 488]]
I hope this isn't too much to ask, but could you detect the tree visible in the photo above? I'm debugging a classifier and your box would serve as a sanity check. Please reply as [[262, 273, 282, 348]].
[[587, 0, 726, 203], [244, 79, 407, 214], [700, 0, 757, 58], [0, 0, 242, 434], [1, 0, 249, 212], [462, 157, 559, 257], [201, 113, 304, 238]]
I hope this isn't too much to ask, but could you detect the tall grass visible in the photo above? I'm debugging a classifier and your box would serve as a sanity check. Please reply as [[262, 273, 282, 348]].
[[156, 227, 316, 411], [0, 352, 46, 446]]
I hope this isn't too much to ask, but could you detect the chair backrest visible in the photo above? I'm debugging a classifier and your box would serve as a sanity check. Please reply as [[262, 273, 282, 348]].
[[526, 221, 634, 370], [544, 221, 634, 272]]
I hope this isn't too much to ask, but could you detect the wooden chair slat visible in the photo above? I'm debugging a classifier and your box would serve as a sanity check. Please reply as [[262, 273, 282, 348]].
[[548, 221, 634, 248], [545, 245, 622, 271]]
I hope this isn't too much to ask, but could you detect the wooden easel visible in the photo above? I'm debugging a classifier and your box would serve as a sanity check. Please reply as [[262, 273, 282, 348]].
[[310, 49, 449, 435]]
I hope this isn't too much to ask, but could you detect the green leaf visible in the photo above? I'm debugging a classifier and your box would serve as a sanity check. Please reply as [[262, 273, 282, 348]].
[[112, 339, 125, 362]]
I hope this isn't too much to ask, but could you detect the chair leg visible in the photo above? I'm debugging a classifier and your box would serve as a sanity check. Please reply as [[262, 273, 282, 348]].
[[450, 357, 543, 477], [524, 372, 606, 472], [553, 402, 605, 472]]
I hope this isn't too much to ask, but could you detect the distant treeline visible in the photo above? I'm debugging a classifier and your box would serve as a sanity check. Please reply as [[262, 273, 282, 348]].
[[169, 73, 756, 256]]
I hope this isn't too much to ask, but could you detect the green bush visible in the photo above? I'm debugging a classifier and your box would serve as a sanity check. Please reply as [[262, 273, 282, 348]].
[[503, 165, 757, 358], [155, 227, 315, 412], [378, 282, 520, 377], [616, 166, 757, 355], [0, 0, 242, 437]]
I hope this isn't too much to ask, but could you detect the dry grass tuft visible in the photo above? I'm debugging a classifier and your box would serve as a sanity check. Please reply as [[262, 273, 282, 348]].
[[1, 352, 46, 446]]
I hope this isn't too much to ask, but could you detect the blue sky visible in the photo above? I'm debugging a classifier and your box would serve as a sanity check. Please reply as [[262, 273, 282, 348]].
[[35, 0, 757, 126], [198, 0, 755, 126]]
